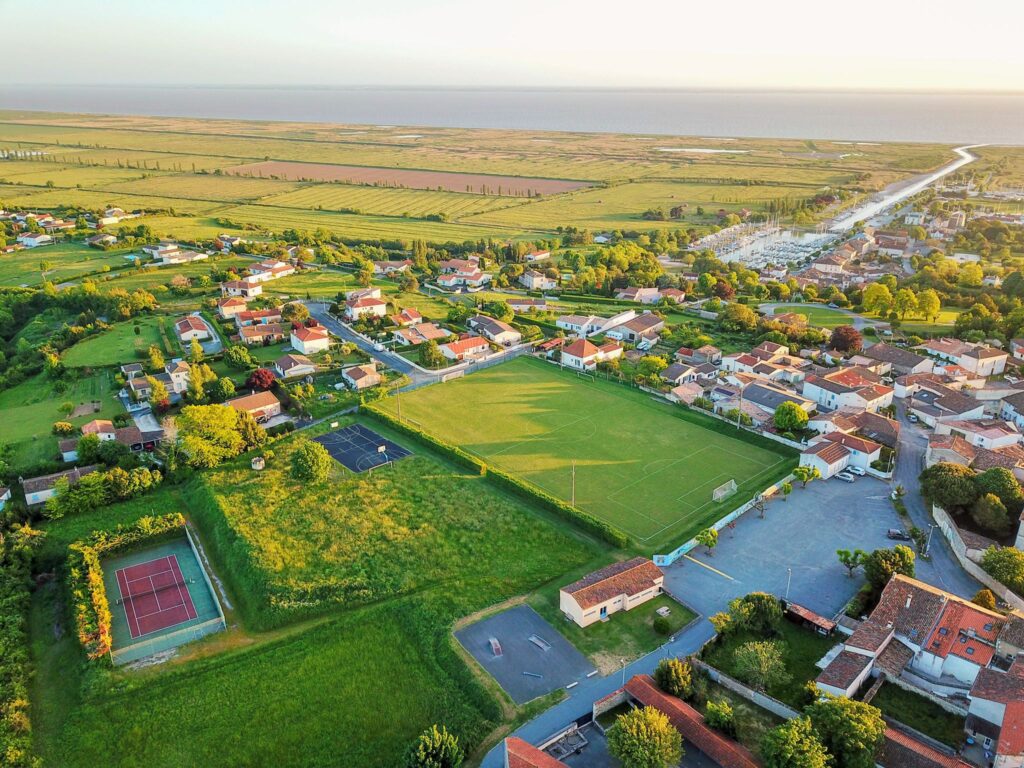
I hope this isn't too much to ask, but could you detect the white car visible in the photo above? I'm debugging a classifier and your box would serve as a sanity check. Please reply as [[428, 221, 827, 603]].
[[835, 472, 856, 483], [847, 466, 866, 476]]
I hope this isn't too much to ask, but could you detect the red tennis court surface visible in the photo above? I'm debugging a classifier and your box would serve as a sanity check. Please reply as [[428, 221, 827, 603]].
[[115, 555, 198, 639]]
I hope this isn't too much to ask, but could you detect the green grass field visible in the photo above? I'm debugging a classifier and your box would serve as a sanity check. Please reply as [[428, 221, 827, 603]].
[[378, 357, 794, 549], [0, 242, 130, 287], [765, 303, 856, 329], [62, 316, 168, 368]]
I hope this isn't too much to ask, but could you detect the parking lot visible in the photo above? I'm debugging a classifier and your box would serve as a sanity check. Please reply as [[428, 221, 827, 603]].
[[663, 475, 902, 619]]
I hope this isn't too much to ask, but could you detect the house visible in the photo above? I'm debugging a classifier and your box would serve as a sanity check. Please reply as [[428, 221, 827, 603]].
[[918, 338, 1008, 377], [274, 354, 316, 379], [22, 465, 101, 506], [239, 323, 286, 346], [615, 286, 661, 304], [438, 270, 491, 289], [907, 382, 985, 427], [740, 381, 815, 415], [345, 286, 382, 301], [344, 296, 388, 321], [525, 249, 551, 262], [156, 248, 207, 266], [1010, 338, 1024, 362], [559, 558, 663, 627], [816, 649, 875, 697], [770, 311, 808, 328], [174, 316, 211, 342], [800, 440, 855, 479], [342, 363, 382, 390], [16, 232, 53, 248], [439, 335, 490, 362], [388, 308, 423, 327], [372, 259, 412, 276], [0, 487, 10, 512], [861, 343, 933, 376], [846, 409, 901, 448], [802, 367, 894, 412], [87, 233, 117, 248], [1002, 392, 1024, 431], [676, 345, 722, 366], [226, 391, 281, 423], [82, 419, 116, 441], [393, 322, 450, 346], [661, 363, 696, 386], [59, 438, 79, 463], [560, 339, 622, 371], [220, 279, 263, 298], [556, 310, 636, 338], [217, 296, 249, 320], [879, 727, 973, 768], [604, 312, 665, 345], [248, 260, 295, 282], [659, 287, 686, 303], [467, 315, 521, 346], [119, 363, 143, 380], [933, 419, 1021, 450], [969, 661, 1024, 760], [507, 297, 549, 313], [215, 234, 246, 250], [290, 325, 331, 355], [519, 270, 557, 291], [438, 257, 480, 274], [235, 308, 283, 327]]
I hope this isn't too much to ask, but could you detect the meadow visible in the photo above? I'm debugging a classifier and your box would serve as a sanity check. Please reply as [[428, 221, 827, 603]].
[[0, 242, 129, 287], [258, 183, 521, 218], [377, 357, 795, 550], [28, 425, 599, 767], [61, 316, 170, 368]]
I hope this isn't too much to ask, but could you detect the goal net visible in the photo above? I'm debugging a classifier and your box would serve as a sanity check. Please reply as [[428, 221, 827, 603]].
[[712, 479, 738, 503]]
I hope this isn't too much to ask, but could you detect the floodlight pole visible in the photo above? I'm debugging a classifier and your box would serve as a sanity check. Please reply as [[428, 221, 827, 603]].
[[785, 567, 792, 601]]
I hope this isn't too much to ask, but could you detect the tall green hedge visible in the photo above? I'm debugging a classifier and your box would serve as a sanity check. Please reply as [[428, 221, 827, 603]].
[[0, 526, 39, 767], [66, 513, 186, 661], [364, 404, 629, 548]]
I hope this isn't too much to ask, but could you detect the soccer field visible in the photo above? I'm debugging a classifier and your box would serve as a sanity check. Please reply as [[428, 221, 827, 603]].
[[381, 358, 796, 550]]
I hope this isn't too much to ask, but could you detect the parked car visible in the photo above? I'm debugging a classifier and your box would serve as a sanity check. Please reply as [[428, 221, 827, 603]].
[[887, 529, 912, 541], [847, 465, 866, 476], [835, 472, 856, 483], [908, 413, 919, 423]]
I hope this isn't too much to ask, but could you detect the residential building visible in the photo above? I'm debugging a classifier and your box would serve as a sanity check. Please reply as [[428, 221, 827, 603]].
[[917, 338, 1008, 377], [291, 325, 331, 355], [22, 465, 100, 506], [519, 270, 556, 291], [1002, 392, 1024, 430], [235, 308, 283, 327], [861, 343, 933, 376], [502, 737, 566, 768], [437, 270, 491, 289], [226, 391, 282, 422], [220, 279, 262, 298], [525, 249, 550, 261], [559, 339, 622, 371], [217, 296, 249, 319], [393, 322, 450, 346], [934, 419, 1021, 450], [467, 315, 521, 346], [676, 345, 722, 366], [559, 558, 663, 627], [120, 363, 143, 380], [16, 232, 53, 248], [342, 363, 382, 390], [802, 367, 894, 412], [439, 335, 490, 361], [248, 260, 295, 282], [661, 363, 696, 386], [239, 323, 286, 346], [0, 487, 10, 512], [372, 259, 412, 276], [388, 308, 423, 327], [82, 419, 116, 441], [556, 310, 636, 338], [344, 296, 388, 321], [345, 286, 382, 301], [615, 286, 661, 304], [274, 354, 316, 379], [507, 297, 549, 313], [740, 381, 815, 415], [604, 312, 665, 345], [87, 233, 117, 248], [174, 316, 211, 342]]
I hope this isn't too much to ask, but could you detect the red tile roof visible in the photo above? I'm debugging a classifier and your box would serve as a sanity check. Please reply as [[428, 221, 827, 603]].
[[504, 738, 568, 768], [292, 325, 329, 342], [562, 558, 662, 611], [817, 650, 872, 689], [924, 600, 1000, 666], [998, 700, 1024, 756], [562, 338, 599, 359], [226, 391, 280, 413], [847, 618, 893, 653], [624, 675, 759, 768], [880, 727, 973, 768]]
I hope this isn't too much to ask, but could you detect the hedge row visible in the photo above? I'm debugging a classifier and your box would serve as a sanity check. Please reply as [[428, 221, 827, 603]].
[[364, 406, 487, 476], [557, 292, 638, 307], [364, 405, 629, 547], [67, 513, 186, 661], [0, 527, 39, 767]]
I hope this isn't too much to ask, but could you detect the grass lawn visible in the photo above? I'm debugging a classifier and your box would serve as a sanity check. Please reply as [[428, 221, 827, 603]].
[[62, 316, 169, 368], [701, 621, 836, 708], [29, 423, 599, 768], [0, 241, 129, 286], [764, 303, 856, 329], [871, 683, 966, 748], [376, 356, 795, 550], [697, 680, 782, 753], [0, 370, 122, 468], [896, 306, 963, 336]]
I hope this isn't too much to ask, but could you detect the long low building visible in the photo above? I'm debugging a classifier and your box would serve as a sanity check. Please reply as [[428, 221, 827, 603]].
[[559, 557, 663, 627]]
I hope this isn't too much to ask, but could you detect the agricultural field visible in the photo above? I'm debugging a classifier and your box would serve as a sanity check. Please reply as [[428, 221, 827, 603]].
[[100, 173, 302, 202], [0, 242, 129, 287], [61, 316, 171, 368], [258, 183, 521, 218], [376, 357, 795, 550], [27, 423, 598, 768]]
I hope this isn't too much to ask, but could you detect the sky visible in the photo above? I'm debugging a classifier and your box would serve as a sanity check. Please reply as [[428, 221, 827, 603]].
[[5, 0, 1024, 91]]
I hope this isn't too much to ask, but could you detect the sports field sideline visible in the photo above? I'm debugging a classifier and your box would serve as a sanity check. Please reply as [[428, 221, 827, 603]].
[[380, 357, 795, 549]]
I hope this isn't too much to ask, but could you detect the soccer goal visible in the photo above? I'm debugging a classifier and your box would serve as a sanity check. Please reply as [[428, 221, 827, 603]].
[[712, 479, 738, 503]]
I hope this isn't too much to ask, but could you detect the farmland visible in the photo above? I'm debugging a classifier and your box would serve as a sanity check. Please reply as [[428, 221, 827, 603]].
[[0, 241, 129, 286], [29, 424, 598, 767], [257, 183, 520, 218], [375, 357, 795, 550]]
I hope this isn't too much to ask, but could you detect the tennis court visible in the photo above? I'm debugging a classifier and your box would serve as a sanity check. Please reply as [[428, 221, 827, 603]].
[[375, 357, 795, 549], [314, 423, 411, 473], [103, 532, 226, 665]]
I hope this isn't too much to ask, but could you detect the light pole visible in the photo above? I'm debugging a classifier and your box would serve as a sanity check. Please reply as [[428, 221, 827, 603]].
[[621, 658, 627, 687], [785, 567, 793, 601], [925, 523, 937, 556]]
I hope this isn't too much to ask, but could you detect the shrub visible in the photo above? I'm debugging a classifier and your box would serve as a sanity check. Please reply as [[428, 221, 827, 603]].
[[52, 420, 75, 435], [608, 706, 683, 768], [291, 439, 333, 482], [705, 699, 735, 737], [981, 546, 1024, 596], [653, 615, 672, 635], [654, 658, 693, 699], [971, 493, 1012, 537], [404, 724, 463, 768]]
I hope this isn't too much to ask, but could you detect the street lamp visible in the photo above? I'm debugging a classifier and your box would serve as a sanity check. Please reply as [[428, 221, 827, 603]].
[[925, 523, 937, 557], [621, 658, 627, 687], [785, 567, 793, 601]]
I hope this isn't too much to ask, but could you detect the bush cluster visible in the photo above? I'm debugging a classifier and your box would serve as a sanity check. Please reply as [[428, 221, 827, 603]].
[[0, 525, 39, 767]]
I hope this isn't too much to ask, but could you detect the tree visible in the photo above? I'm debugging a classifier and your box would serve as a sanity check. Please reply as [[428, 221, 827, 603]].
[[76, 433, 102, 464], [246, 368, 277, 391], [981, 546, 1024, 594], [148, 344, 165, 371], [291, 439, 333, 482], [864, 546, 915, 592], [43, 472, 109, 519], [774, 401, 808, 432], [189, 336, 204, 364], [862, 282, 894, 315], [696, 527, 718, 555], [282, 302, 310, 323], [733, 640, 790, 691], [727, 592, 783, 636], [236, 411, 268, 452], [830, 325, 862, 353], [419, 340, 446, 369], [761, 717, 830, 768], [224, 345, 256, 370], [972, 493, 1012, 536], [704, 699, 735, 736], [974, 467, 1024, 516], [720, 303, 758, 333], [836, 548, 866, 578], [654, 657, 693, 699], [917, 288, 941, 322], [793, 466, 821, 488], [206, 376, 236, 403], [404, 724, 463, 768], [971, 588, 998, 611], [893, 288, 918, 319], [805, 696, 886, 768], [145, 375, 169, 405], [637, 355, 669, 378], [780, 481, 793, 502], [919, 462, 979, 511], [177, 405, 245, 468], [607, 706, 683, 768]]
